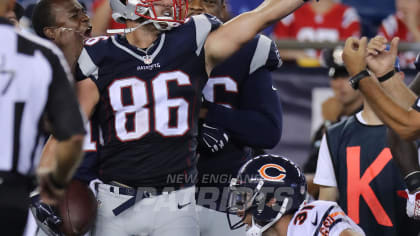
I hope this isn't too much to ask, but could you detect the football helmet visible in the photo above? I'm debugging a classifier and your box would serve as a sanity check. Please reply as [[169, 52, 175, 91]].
[[226, 154, 307, 236], [30, 191, 63, 236], [109, 0, 188, 32]]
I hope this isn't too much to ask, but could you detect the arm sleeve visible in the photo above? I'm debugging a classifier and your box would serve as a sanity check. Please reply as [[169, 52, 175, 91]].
[[73, 152, 99, 183], [46, 53, 86, 141], [205, 67, 282, 148], [313, 134, 337, 187]]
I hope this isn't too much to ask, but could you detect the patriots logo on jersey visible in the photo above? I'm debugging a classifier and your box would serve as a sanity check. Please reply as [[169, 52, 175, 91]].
[[258, 163, 286, 182]]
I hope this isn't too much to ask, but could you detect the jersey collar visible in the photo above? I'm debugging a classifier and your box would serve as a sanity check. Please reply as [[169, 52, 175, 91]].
[[112, 33, 166, 65]]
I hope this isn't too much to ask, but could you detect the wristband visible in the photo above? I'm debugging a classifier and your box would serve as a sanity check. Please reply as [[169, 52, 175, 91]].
[[377, 70, 395, 82], [405, 171, 420, 192], [48, 173, 67, 190], [349, 70, 370, 90]]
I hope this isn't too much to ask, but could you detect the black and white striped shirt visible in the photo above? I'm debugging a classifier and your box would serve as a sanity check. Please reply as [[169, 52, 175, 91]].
[[0, 18, 85, 176]]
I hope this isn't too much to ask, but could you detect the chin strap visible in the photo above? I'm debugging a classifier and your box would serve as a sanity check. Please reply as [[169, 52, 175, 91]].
[[106, 20, 152, 34], [106, 16, 182, 34]]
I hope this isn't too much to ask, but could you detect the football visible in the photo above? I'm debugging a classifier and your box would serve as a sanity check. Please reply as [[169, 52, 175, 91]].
[[58, 179, 97, 235]]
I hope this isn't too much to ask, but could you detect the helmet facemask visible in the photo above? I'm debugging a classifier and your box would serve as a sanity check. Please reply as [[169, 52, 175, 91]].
[[226, 179, 265, 230], [109, 0, 188, 33], [226, 154, 307, 236], [135, 0, 188, 31]]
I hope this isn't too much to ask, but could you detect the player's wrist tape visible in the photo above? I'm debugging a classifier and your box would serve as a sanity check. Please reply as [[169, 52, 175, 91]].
[[377, 70, 395, 82], [48, 173, 67, 190], [349, 70, 370, 90], [404, 171, 420, 192]]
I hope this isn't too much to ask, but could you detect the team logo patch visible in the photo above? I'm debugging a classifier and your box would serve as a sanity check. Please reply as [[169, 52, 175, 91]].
[[258, 164, 286, 182]]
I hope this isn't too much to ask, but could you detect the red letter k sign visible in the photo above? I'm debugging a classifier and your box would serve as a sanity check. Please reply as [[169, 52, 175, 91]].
[[347, 147, 393, 227]]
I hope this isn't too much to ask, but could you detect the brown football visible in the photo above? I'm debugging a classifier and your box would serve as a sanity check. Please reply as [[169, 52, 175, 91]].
[[58, 179, 97, 235]]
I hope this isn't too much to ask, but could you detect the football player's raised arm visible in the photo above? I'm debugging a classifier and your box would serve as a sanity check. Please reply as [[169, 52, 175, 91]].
[[203, 0, 306, 74]]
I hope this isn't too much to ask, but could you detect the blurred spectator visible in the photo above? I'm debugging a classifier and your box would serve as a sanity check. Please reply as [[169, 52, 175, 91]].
[[342, 0, 395, 37], [304, 47, 363, 198], [314, 54, 419, 235], [5, 2, 23, 26], [226, 0, 273, 35], [379, 0, 420, 68], [90, 0, 125, 36], [273, 0, 360, 64]]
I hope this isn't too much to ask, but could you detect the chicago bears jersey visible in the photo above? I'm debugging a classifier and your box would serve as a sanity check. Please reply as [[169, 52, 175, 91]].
[[197, 34, 283, 210], [288, 200, 365, 236], [75, 14, 220, 187]]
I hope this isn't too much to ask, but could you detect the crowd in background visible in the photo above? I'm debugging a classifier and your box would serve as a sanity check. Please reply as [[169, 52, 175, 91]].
[[5, 0, 420, 235], [11, 0, 420, 69]]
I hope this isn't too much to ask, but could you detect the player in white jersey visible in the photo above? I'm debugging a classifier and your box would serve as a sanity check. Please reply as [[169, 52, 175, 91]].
[[226, 155, 365, 236]]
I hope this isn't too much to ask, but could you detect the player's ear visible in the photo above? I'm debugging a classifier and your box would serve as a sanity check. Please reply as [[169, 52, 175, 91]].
[[43, 27, 56, 41]]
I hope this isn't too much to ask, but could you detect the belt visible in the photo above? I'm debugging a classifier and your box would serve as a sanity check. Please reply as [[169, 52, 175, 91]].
[[100, 182, 193, 216]]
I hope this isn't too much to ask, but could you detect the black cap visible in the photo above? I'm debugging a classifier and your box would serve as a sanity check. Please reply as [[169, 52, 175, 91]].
[[322, 47, 349, 79]]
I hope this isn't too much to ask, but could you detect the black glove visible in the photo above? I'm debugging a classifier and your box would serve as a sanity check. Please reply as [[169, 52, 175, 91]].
[[30, 191, 63, 236], [199, 122, 229, 153]]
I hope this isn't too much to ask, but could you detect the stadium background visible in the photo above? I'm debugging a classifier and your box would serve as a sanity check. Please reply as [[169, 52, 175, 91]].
[[13, 0, 417, 168]]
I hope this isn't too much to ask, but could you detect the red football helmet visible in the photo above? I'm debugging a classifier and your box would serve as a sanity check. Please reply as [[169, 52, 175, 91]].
[[110, 0, 188, 31]]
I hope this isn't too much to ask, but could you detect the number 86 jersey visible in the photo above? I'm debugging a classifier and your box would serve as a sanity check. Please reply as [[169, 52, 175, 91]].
[[75, 14, 220, 188]]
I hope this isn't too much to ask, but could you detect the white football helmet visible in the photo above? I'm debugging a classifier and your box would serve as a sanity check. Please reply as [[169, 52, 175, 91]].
[[109, 0, 188, 32]]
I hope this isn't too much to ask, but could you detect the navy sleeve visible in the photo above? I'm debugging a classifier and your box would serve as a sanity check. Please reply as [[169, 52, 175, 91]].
[[265, 40, 282, 71], [205, 67, 283, 148], [73, 152, 99, 183]]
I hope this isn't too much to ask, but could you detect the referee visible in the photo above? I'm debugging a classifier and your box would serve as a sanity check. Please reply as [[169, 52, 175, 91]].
[[0, 0, 86, 235]]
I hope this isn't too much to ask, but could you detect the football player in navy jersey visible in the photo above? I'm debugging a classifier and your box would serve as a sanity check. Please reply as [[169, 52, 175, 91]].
[[187, 1, 283, 235], [40, 0, 311, 235]]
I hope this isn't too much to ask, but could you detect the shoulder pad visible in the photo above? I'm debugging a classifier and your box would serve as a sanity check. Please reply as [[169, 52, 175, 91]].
[[76, 36, 111, 80], [189, 14, 222, 56], [250, 35, 282, 74]]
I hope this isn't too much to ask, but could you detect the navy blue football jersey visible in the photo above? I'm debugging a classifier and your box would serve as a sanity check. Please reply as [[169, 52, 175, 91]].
[[196, 34, 282, 210], [73, 115, 100, 183], [75, 14, 220, 187]]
